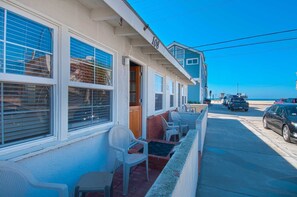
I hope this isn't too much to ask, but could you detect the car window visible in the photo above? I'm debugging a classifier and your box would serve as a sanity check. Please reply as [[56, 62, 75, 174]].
[[276, 107, 284, 116], [269, 105, 278, 113], [286, 106, 297, 116]]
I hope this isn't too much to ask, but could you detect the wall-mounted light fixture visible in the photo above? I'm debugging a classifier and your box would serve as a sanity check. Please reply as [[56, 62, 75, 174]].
[[122, 56, 130, 66]]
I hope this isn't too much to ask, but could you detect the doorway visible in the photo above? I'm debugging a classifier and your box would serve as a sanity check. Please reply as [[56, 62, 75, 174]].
[[129, 61, 142, 138]]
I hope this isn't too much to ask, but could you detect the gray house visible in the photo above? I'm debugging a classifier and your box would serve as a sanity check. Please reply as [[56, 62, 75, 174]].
[[168, 42, 208, 103]]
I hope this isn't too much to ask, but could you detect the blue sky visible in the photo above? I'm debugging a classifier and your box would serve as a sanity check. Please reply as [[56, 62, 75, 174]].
[[127, 0, 297, 99]]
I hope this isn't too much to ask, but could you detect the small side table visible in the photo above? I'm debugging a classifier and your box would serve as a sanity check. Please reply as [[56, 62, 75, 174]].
[[75, 172, 113, 197]]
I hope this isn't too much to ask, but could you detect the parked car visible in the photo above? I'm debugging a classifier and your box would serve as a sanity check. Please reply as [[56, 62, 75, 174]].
[[225, 95, 239, 107], [204, 99, 211, 105], [228, 97, 249, 111], [274, 98, 287, 104], [222, 96, 228, 105], [286, 98, 297, 103], [262, 104, 297, 143]]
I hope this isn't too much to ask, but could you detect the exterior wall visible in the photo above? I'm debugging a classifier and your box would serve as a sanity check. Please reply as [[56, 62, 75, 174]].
[[188, 83, 201, 103], [0, 0, 190, 195], [168, 43, 206, 103]]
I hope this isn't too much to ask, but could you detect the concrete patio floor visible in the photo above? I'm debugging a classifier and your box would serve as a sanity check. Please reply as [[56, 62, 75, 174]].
[[197, 104, 297, 196], [86, 165, 161, 197]]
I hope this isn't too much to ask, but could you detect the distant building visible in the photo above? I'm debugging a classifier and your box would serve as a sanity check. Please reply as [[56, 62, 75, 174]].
[[168, 42, 208, 103]]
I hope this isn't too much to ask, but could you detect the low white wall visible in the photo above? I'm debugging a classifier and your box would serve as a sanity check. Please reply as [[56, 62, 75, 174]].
[[146, 108, 208, 197], [196, 107, 208, 154], [145, 129, 199, 197], [172, 131, 198, 196]]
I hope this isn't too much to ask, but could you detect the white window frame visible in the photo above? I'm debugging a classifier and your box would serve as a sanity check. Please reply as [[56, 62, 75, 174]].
[[154, 73, 164, 112], [0, 4, 59, 153], [186, 58, 199, 65], [68, 33, 115, 134]]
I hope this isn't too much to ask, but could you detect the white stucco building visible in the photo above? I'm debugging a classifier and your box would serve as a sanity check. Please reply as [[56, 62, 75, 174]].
[[0, 0, 195, 194]]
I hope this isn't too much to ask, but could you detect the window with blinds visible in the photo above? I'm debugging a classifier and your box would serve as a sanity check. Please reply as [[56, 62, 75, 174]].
[[169, 80, 174, 107], [69, 37, 113, 131], [0, 7, 53, 147], [70, 38, 112, 85], [0, 8, 4, 73], [155, 74, 163, 111], [5, 11, 53, 77], [1, 83, 52, 146]]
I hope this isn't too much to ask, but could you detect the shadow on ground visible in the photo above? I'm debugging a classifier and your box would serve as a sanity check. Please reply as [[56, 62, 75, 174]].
[[197, 117, 297, 197], [208, 104, 269, 117]]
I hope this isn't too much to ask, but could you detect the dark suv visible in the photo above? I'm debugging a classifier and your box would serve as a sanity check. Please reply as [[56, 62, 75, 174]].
[[228, 97, 249, 111]]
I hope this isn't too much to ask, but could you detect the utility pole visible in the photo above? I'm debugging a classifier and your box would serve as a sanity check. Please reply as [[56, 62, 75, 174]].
[[237, 83, 239, 95]]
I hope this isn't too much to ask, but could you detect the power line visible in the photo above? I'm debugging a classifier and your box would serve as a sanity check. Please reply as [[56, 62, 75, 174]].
[[201, 37, 297, 52], [192, 28, 297, 48]]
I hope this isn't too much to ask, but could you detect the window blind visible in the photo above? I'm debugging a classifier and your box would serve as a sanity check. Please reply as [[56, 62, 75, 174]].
[[68, 87, 112, 131], [0, 8, 4, 73], [1, 83, 52, 146], [6, 43, 52, 77], [155, 94, 163, 111], [0, 42, 3, 73], [0, 8, 3, 40], [95, 48, 112, 69], [2, 11, 53, 78], [70, 37, 113, 86], [170, 95, 174, 107], [6, 11, 52, 53]]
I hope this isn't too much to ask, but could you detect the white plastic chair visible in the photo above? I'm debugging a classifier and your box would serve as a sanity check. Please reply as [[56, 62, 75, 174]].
[[170, 111, 189, 136], [108, 125, 149, 195], [185, 104, 197, 113], [0, 161, 68, 197], [161, 116, 181, 141]]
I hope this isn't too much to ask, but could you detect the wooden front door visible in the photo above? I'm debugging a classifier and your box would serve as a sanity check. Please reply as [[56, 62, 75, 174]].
[[129, 65, 142, 138]]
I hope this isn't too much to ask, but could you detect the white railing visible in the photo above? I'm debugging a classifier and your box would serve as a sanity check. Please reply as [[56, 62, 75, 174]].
[[146, 106, 208, 197]]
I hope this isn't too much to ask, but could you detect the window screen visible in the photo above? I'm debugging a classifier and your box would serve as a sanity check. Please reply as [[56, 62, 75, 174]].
[[1, 83, 52, 146], [68, 87, 112, 131], [5, 11, 53, 77], [0, 8, 53, 147], [69, 37, 113, 131], [155, 75, 163, 111]]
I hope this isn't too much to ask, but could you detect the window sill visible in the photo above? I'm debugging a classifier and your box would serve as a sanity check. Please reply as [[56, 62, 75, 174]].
[[154, 109, 165, 116], [0, 123, 113, 161]]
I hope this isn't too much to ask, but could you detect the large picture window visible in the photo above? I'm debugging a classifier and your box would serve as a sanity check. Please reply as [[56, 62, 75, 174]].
[[0, 7, 54, 147], [69, 37, 113, 131], [155, 74, 163, 111]]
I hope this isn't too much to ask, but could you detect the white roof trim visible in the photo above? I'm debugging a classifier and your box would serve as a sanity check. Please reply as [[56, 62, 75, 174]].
[[102, 0, 195, 85]]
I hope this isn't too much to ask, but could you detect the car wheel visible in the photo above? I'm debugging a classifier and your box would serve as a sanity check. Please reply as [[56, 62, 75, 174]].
[[245, 109, 248, 112], [263, 117, 269, 129], [282, 125, 291, 143]]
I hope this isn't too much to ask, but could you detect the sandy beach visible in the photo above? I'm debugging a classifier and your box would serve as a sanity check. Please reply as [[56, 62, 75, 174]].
[[247, 100, 274, 105]]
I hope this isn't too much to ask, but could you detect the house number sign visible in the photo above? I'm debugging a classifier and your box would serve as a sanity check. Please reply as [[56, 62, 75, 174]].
[[152, 36, 160, 49]]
